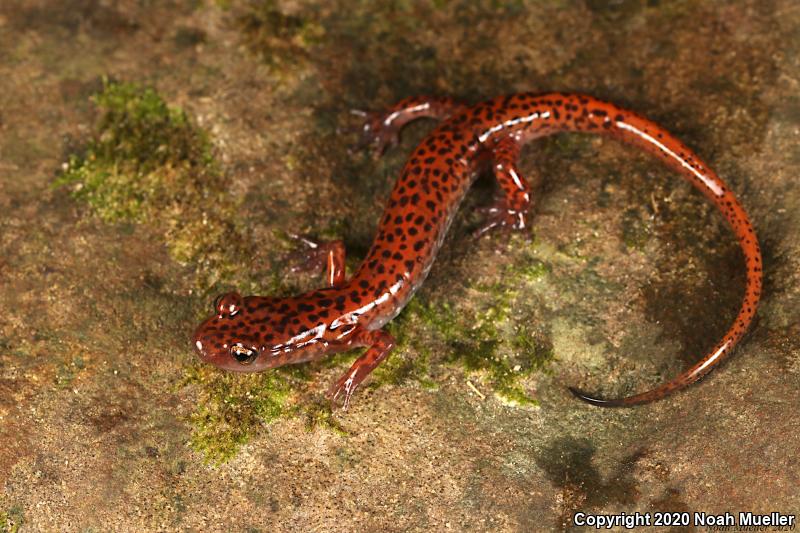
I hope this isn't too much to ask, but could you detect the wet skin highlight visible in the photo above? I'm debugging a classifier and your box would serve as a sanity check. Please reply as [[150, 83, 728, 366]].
[[193, 93, 762, 408]]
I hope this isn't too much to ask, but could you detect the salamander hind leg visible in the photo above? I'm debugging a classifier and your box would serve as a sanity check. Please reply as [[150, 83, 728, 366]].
[[328, 329, 395, 410], [475, 137, 533, 238], [355, 96, 467, 158], [287, 233, 347, 288]]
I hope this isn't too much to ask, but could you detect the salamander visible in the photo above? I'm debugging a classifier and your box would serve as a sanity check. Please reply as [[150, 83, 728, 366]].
[[192, 93, 762, 408]]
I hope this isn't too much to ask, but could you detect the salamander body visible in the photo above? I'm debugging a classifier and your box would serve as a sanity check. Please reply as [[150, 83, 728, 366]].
[[192, 93, 762, 408]]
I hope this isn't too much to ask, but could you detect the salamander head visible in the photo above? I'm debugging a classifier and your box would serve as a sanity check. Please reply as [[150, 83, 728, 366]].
[[192, 292, 274, 372], [192, 291, 340, 372]]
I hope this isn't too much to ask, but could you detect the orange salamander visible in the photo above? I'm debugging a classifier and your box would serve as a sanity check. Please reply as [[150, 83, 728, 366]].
[[192, 93, 762, 408]]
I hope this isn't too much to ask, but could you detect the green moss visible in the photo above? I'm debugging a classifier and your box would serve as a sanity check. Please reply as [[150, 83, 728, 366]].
[[621, 207, 653, 250], [0, 506, 23, 533], [373, 311, 437, 390], [445, 286, 550, 407], [56, 79, 250, 288], [372, 347, 436, 390], [375, 274, 554, 407], [509, 254, 552, 281], [54, 355, 86, 389], [182, 357, 363, 462], [237, 1, 324, 72], [183, 365, 296, 463], [301, 398, 348, 436]]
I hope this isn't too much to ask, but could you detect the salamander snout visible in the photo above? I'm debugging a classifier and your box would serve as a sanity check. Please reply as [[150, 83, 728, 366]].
[[192, 292, 263, 372]]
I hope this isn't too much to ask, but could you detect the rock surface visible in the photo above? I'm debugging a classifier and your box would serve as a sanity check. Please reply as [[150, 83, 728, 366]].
[[0, 1, 798, 531]]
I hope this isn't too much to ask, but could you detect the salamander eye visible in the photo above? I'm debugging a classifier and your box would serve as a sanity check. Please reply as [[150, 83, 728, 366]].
[[215, 292, 244, 317], [230, 344, 258, 364]]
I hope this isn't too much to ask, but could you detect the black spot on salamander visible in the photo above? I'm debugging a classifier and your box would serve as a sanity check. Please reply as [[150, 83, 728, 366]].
[[372, 286, 387, 298]]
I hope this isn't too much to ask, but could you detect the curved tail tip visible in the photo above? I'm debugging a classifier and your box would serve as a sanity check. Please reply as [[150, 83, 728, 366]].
[[568, 386, 626, 408]]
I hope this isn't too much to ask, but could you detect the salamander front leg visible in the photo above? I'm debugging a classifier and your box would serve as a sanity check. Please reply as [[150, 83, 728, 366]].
[[475, 137, 534, 238], [328, 329, 396, 410], [287, 233, 347, 288], [354, 96, 467, 158]]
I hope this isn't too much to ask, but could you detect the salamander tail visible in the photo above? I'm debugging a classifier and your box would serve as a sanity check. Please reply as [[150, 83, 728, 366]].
[[568, 377, 688, 408], [545, 93, 763, 408], [568, 387, 628, 407]]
